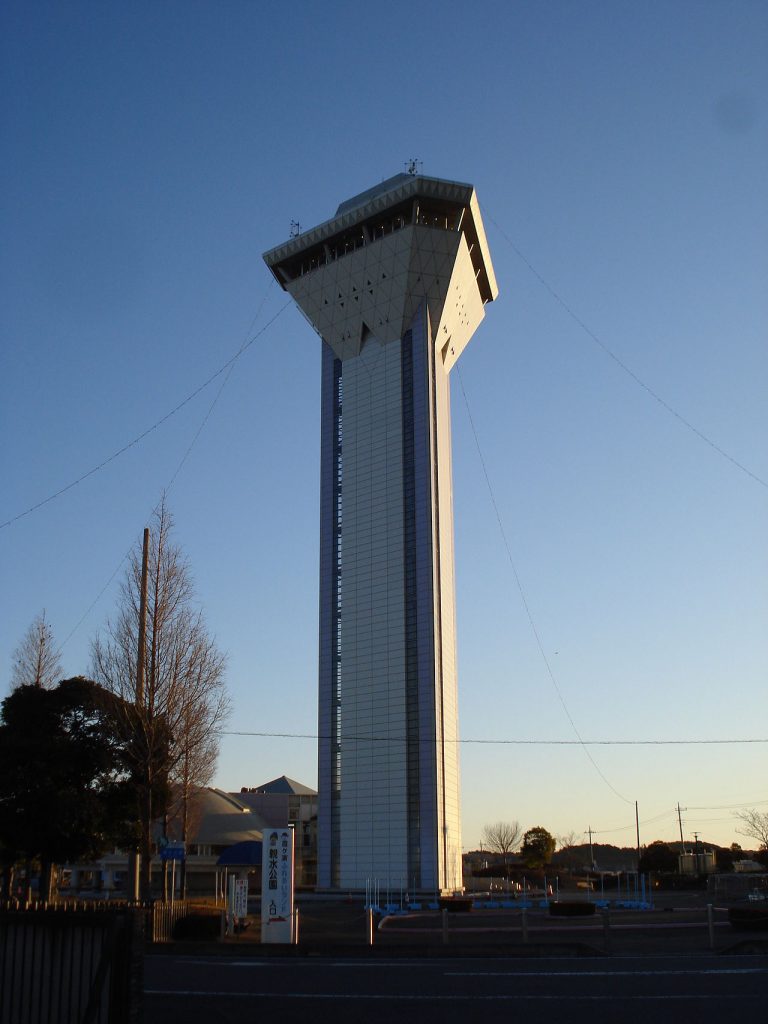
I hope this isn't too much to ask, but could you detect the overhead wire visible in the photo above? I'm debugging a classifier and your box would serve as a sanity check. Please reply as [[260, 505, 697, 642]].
[[163, 279, 277, 495], [455, 365, 634, 806], [55, 282, 281, 655], [220, 722, 762, 840], [686, 815, 749, 824], [687, 797, 768, 810], [485, 212, 768, 492], [591, 809, 677, 836], [17, 213, 760, 833], [1, 295, 292, 531], [220, 729, 767, 745]]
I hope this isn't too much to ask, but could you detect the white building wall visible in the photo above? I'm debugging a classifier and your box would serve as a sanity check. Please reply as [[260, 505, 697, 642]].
[[337, 335, 408, 889], [432, 348, 463, 891]]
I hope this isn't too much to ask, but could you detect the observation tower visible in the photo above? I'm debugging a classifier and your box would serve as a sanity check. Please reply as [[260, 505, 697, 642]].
[[264, 173, 498, 892]]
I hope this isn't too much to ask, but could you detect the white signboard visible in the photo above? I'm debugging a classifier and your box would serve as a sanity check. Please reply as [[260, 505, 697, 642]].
[[226, 876, 249, 935], [233, 878, 248, 919], [261, 826, 294, 943]]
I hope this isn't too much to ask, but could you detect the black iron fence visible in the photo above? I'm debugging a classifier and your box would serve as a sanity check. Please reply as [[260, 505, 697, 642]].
[[0, 903, 146, 1024]]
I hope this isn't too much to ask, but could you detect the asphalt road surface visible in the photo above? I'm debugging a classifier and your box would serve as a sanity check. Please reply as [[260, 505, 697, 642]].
[[144, 952, 768, 1024]]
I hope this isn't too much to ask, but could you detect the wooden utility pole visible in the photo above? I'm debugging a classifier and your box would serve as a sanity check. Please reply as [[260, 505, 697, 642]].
[[129, 527, 150, 902], [677, 802, 686, 851], [585, 826, 595, 870], [635, 801, 641, 873], [136, 528, 149, 704]]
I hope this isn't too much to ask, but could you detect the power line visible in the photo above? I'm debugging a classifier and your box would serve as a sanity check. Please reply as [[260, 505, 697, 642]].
[[486, 213, 768, 491], [55, 284, 279, 655], [56, 545, 133, 655], [221, 730, 767, 745], [687, 815, 751, 824], [591, 809, 676, 836], [0, 298, 292, 531], [164, 281, 276, 496], [688, 797, 768, 811], [456, 365, 633, 806]]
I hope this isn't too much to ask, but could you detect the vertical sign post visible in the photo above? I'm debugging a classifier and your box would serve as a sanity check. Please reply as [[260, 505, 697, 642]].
[[226, 875, 235, 936], [261, 827, 295, 944]]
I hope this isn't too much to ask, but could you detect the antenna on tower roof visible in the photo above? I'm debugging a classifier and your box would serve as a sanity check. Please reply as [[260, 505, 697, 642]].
[[290, 220, 302, 238], [404, 158, 422, 176]]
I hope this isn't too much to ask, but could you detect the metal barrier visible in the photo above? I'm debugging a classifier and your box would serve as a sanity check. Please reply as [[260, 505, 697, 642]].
[[148, 900, 190, 943], [0, 904, 143, 1024]]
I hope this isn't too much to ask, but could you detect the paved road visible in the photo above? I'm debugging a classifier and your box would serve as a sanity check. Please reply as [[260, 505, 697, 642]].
[[144, 952, 768, 1024]]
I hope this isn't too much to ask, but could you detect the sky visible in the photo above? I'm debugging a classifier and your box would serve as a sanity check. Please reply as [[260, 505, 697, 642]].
[[1, 0, 766, 854]]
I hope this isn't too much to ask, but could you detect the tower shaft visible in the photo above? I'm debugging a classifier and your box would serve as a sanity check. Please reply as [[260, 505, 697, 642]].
[[264, 174, 497, 892]]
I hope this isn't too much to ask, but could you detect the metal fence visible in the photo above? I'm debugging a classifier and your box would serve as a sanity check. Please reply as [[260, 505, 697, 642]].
[[708, 873, 768, 901], [149, 900, 190, 942], [0, 904, 143, 1024]]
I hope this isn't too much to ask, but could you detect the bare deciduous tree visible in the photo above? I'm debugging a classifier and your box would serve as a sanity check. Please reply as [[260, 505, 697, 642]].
[[734, 809, 768, 850], [11, 611, 62, 690], [91, 499, 229, 897], [481, 820, 522, 856], [556, 830, 583, 868], [558, 830, 580, 850]]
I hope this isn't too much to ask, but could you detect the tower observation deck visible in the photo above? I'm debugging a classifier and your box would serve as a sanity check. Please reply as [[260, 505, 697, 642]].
[[264, 173, 498, 893]]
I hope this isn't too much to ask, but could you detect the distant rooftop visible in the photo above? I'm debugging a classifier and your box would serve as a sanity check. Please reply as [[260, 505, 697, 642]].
[[245, 775, 317, 797]]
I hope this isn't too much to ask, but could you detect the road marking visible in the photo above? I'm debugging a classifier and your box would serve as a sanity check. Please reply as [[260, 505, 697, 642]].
[[145, 990, 766, 1002], [167, 959, 403, 968], [155, 955, 768, 974], [184, 961, 403, 969], [446, 968, 768, 978], [168, 959, 270, 967], [328, 962, 406, 967], [381, 921, 731, 933]]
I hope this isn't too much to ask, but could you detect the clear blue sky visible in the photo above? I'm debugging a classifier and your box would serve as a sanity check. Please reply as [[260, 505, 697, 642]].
[[2, 0, 766, 852]]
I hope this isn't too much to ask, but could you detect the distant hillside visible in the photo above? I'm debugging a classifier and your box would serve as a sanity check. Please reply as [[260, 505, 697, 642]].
[[552, 844, 636, 871], [552, 840, 764, 872], [466, 840, 764, 875]]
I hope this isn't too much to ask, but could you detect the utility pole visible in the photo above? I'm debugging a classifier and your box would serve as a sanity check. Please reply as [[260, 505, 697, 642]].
[[585, 826, 595, 870], [676, 802, 686, 851], [635, 801, 641, 873], [130, 527, 150, 902], [136, 528, 149, 704]]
